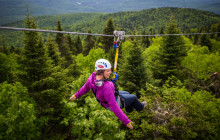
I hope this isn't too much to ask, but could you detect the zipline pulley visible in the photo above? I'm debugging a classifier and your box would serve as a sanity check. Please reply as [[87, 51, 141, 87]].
[[114, 30, 125, 41]]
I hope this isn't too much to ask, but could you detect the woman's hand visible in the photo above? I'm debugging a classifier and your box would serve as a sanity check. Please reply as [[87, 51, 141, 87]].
[[127, 122, 133, 130], [69, 95, 76, 101]]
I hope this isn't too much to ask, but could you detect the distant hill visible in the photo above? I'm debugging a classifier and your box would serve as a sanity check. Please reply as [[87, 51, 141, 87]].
[[4, 7, 219, 33], [67, 7, 220, 34], [198, 3, 220, 15], [1, 7, 220, 47], [0, 0, 220, 25]]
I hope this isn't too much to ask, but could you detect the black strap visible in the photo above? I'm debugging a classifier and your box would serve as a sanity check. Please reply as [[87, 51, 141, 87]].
[[112, 80, 119, 96], [91, 88, 107, 108], [92, 80, 125, 109]]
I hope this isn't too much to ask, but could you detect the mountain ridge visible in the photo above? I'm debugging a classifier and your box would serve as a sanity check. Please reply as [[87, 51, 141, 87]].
[[1, 7, 220, 47], [0, 0, 220, 25], [2, 7, 220, 33]]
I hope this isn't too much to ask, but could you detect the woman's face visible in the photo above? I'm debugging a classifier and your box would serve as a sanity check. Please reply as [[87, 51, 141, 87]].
[[104, 68, 112, 79]]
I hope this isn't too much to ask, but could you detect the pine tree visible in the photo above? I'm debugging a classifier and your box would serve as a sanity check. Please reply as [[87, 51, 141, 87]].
[[65, 34, 76, 54], [46, 35, 61, 66], [82, 29, 95, 56], [101, 18, 114, 53], [74, 35, 82, 55], [118, 41, 146, 98], [193, 33, 199, 44], [9, 45, 15, 54], [157, 18, 187, 84], [20, 14, 71, 138], [210, 25, 215, 39], [1, 36, 9, 55], [200, 34, 212, 51], [62, 37, 74, 68], [20, 14, 52, 89], [55, 18, 64, 53], [216, 22, 220, 40], [159, 26, 165, 34], [199, 28, 212, 51], [142, 30, 150, 48]]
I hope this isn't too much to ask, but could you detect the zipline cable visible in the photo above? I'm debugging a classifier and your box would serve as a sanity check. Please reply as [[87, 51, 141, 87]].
[[0, 27, 113, 37], [0, 26, 220, 37]]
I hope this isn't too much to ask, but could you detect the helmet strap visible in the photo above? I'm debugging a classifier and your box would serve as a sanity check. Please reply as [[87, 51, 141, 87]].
[[101, 73, 108, 81]]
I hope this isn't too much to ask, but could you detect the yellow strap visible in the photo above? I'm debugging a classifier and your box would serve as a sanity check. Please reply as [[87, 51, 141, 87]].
[[113, 43, 120, 78]]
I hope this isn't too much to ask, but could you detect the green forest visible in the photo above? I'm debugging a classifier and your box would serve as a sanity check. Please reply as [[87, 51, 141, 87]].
[[1, 7, 220, 47], [0, 7, 220, 139]]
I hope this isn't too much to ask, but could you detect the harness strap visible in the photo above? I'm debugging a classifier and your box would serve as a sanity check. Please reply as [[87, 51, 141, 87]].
[[113, 41, 120, 80], [91, 88, 107, 108]]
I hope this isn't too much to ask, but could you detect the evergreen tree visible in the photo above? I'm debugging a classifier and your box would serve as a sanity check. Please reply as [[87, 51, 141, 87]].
[[199, 34, 212, 51], [74, 35, 82, 55], [159, 26, 164, 34], [142, 30, 150, 48], [198, 28, 212, 51], [210, 25, 215, 39], [19, 15, 52, 89], [101, 18, 114, 53], [118, 41, 146, 97], [55, 18, 64, 53], [82, 29, 95, 56], [62, 37, 74, 68], [20, 14, 72, 138], [132, 27, 138, 41], [46, 35, 61, 66], [193, 34, 199, 45], [66, 34, 76, 54], [216, 22, 220, 40], [1, 36, 9, 55], [9, 45, 15, 54], [157, 18, 187, 84]]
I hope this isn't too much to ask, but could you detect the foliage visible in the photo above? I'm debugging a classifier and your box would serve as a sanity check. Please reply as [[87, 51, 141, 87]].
[[76, 48, 106, 74], [1, 9, 220, 139], [0, 53, 19, 83], [156, 18, 187, 84], [74, 35, 83, 54], [1, 0, 220, 25], [82, 30, 96, 56], [0, 82, 40, 139], [182, 46, 220, 80], [125, 77, 220, 140], [18, 15, 52, 89], [118, 41, 146, 97], [70, 96, 126, 139], [2, 7, 220, 47], [45, 35, 62, 66], [101, 18, 115, 53]]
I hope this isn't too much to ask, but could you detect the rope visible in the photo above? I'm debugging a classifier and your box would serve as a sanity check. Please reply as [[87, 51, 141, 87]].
[[0, 26, 220, 37]]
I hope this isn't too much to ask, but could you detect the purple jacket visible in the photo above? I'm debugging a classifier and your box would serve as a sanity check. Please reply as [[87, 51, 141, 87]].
[[74, 72, 131, 126]]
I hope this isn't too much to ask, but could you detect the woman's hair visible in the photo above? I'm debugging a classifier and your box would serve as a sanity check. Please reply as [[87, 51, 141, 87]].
[[95, 70, 105, 75]]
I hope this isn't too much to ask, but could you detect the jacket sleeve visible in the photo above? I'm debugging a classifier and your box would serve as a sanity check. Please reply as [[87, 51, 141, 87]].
[[74, 75, 91, 99], [103, 83, 131, 126]]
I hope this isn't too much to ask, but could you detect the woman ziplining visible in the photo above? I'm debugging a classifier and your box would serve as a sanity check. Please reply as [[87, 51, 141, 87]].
[[69, 31, 146, 129], [69, 59, 147, 129]]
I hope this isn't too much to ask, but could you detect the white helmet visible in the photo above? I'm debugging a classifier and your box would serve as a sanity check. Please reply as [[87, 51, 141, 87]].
[[95, 59, 111, 70]]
